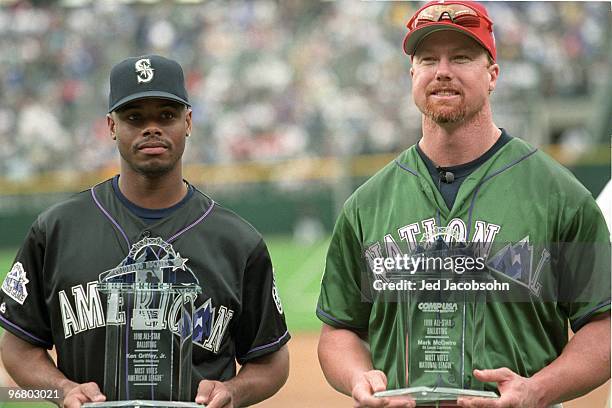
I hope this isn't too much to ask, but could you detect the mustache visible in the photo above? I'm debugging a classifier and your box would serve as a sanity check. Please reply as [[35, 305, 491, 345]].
[[134, 137, 170, 150], [427, 86, 463, 95]]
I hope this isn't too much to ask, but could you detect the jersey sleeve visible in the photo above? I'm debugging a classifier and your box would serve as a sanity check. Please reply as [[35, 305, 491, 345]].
[[0, 218, 53, 348], [317, 208, 371, 331], [234, 240, 290, 365], [558, 196, 611, 332]]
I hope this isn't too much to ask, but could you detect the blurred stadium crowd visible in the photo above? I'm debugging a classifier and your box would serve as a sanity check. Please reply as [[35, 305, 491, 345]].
[[0, 0, 609, 180]]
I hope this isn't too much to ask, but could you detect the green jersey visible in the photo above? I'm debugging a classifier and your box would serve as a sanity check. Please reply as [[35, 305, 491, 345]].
[[317, 136, 610, 391]]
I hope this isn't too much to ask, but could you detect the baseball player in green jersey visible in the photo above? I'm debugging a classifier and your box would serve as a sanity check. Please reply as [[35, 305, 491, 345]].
[[0, 55, 290, 408], [316, 1, 610, 407]]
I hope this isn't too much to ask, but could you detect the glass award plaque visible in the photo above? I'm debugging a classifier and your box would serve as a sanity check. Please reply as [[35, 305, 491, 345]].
[[84, 246, 203, 408], [375, 386, 498, 402], [383, 237, 499, 405]]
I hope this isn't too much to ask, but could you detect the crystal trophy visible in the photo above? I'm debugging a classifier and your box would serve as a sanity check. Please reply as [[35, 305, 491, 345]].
[[375, 235, 499, 404], [84, 244, 202, 408]]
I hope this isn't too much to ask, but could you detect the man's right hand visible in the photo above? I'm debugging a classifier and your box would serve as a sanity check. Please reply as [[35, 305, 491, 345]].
[[61, 382, 106, 408], [351, 369, 416, 408]]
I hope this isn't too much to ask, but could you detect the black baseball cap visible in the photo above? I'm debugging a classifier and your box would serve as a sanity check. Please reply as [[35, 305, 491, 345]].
[[108, 54, 191, 113]]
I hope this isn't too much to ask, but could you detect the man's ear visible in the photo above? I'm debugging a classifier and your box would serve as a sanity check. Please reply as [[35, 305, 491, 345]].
[[185, 108, 193, 137], [488, 63, 500, 93], [107, 114, 116, 140]]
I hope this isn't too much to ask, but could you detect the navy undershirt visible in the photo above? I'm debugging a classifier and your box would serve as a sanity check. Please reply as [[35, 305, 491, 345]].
[[111, 175, 194, 224], [415, 129, 512, 210]]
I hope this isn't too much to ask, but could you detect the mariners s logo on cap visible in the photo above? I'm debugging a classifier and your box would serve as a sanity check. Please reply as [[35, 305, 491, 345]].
[[135, 58, 154, 83], [108, 54, 191, 113]]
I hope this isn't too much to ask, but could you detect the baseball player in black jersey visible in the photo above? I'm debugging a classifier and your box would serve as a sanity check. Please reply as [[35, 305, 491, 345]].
[[0, 55, 290, 408]]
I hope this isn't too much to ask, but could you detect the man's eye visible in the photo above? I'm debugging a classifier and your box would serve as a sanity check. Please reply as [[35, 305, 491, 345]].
[[454, 55, 471, 62], [420, 57, 436, 65], [127, 114, 140, 121], [161, 111, 175, 120]]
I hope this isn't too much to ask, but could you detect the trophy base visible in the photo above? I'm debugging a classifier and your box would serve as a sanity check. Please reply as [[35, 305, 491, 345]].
[[374, 386, 498, 405], [82, 401, 204, 408]]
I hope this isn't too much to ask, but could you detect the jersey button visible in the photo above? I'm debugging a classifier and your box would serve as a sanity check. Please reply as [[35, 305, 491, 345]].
[[142, 230, 151, 238]]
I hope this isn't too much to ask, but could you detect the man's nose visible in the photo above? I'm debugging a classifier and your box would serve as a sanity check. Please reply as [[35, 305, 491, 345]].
[[435, 57, 453, 81], [142, 122, 162, 137]]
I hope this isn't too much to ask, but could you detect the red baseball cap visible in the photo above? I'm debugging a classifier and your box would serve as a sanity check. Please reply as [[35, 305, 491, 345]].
[[403, 0, 496, 61]]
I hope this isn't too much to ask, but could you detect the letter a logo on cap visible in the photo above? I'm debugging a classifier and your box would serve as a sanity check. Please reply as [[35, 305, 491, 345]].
[[135, 58, 154, 83]]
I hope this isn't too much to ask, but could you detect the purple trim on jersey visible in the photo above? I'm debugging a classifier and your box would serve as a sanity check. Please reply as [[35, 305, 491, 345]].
[[0, 315, 52, 348], [316, 308, 366, 330], [166, 200, 216, 244], [571, 299, 611, 332], [91, 186, 131, 249], [243, 330, 289, 357], [394, 160, 421, 177], [465, 149, 538, 239]]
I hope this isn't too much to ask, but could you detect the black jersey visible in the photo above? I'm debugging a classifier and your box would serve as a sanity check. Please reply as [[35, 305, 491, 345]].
[[0, 178, 290, 400]]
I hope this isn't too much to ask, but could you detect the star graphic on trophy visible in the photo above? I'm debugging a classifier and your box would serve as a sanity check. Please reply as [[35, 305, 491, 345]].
[[172, 254, 189, 271]]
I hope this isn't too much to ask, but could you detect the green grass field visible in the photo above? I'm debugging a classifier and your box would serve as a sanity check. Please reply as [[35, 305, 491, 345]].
[[266, 236, 329, 331], [0, 249, 14, 284], [0, 237, 328, 407]]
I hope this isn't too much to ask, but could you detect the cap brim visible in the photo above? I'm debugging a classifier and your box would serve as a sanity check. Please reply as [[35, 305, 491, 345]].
[[109, 91, 191, 113], [403, 23, 488, 57]]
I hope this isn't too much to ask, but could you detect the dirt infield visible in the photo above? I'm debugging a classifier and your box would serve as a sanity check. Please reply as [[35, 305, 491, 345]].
[[0, 332, 608, 407], [252, 332, 351, 407], [256, 332, 610, 408]]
